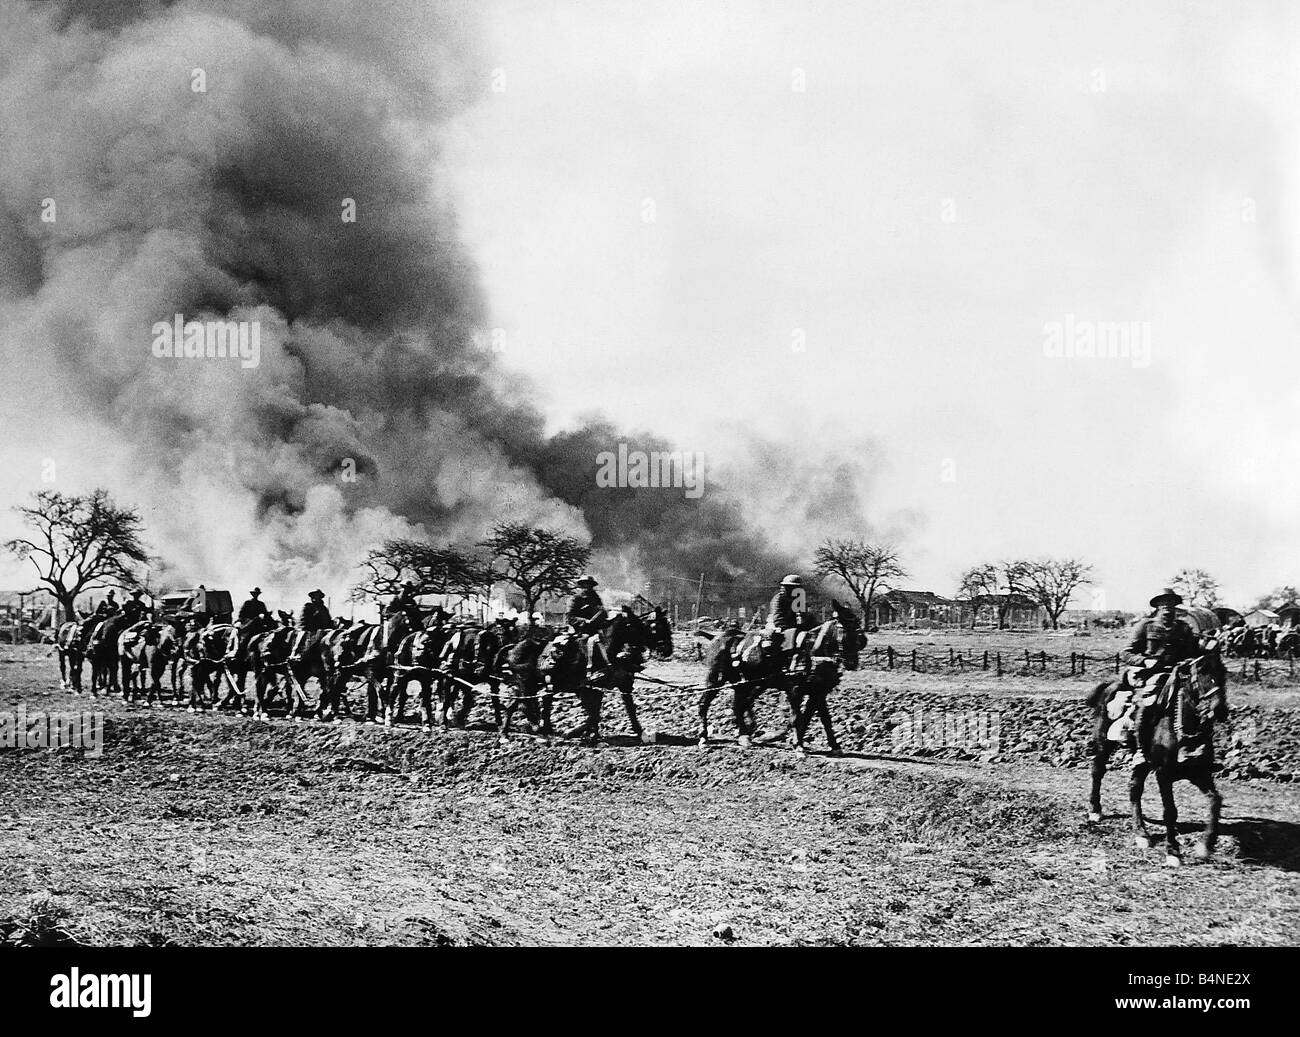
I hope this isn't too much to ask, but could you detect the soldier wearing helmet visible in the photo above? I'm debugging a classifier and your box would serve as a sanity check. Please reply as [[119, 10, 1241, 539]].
[[565, 575, 606, 636]]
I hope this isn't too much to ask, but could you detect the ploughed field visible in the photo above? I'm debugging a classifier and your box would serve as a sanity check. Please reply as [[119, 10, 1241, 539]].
[[2, 634, 1299, 947]]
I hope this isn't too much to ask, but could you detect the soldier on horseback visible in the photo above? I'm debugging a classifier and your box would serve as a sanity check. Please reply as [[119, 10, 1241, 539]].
[[1112, 588, 1201, 757], [290, 589, 333, 662], [95, 590, 119, 617], [765, 574, 806, 671], [122, 589, 148, 625], [238, 587, 269, 629], [566, 575, 605, 636], [385, 581, 426, 629]]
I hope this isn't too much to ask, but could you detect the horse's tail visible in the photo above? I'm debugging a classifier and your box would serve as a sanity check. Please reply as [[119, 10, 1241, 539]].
[[1084, 680, 1112, 713]]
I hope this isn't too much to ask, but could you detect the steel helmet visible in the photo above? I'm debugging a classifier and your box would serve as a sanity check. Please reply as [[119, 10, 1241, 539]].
[[780, 574, 803, 587]]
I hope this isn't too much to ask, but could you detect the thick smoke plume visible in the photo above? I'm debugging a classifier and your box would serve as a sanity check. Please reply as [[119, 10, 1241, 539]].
[[0, 0, 885, 610]]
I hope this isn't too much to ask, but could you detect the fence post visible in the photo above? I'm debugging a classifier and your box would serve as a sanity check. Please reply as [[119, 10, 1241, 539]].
[[887, 646, 894, 670], [1024, 649, 1030, 670], [911, 648, 917, 672], [996, 652, 1002, 677], [1114, 653, 1119, 674], [949, 647, 954, 666], [1039, 650, 1046, 672], [983, 650, 988, 671], [1069, 652, 1076, 676], [1254, 659, 1260, 681]]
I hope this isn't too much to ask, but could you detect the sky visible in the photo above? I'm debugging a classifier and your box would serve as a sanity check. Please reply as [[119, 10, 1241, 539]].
[[442, 0, 1300, 609], [0, 0, 1297, 615]]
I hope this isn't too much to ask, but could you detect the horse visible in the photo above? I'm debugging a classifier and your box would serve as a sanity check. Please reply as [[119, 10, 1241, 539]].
[[1085, 648, 1229, 866], [116, 617, 186, 704], [55, 617, 99, 694], [181, 623, 241, 712], [494, 629, 555, 744], [85, 613, 132, 697], [540, 611, 648, 745], [389, 622, 455, 730], [435, 623, 505, 729], [698, 609, 859, 753], [245, 611, 297, 718]]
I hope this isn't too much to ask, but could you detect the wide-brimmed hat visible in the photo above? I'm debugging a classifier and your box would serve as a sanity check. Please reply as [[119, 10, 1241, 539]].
[[1149, 587, 1183, 607], [780, 574, 803, 588], [308, 589, 325, 599], [576, 575, 598, 587], [250, 587, 261, 595]]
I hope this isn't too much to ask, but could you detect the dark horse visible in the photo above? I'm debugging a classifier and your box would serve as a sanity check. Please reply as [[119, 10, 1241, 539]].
[[435, 623, 505, 729], [697, 606, 860, 753], [56, 617, 99, 694], [532, 612, 648, 745], [1085, 649, 1229, 866]]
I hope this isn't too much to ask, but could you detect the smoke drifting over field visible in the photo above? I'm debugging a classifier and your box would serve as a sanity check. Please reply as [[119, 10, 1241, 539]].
[[0, 0, 880, 602]]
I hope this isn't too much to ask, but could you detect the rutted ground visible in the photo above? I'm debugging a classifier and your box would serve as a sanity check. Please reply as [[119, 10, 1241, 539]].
[[2, 648, 1298, 946]]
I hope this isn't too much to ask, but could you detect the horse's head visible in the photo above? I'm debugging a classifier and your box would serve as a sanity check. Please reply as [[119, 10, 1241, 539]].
[[1190, 647, 1230, 724]]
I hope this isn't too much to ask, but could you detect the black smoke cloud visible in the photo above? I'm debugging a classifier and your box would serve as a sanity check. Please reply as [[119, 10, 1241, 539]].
[[0, 0, 880, 602]]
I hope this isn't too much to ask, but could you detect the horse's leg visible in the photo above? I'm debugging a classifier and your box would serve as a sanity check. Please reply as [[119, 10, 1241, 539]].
[[1129, 760, 1151, 848], [732, 686, 754, 746], [619, 677, 642, 739], [1088, 730, 1113, 822], [814, 689, 841, 754], [1155, 768, 1181, 866], [455, 681, 476, 728], [697, 684, 718, 746], [1186, 769, 1222, 860]]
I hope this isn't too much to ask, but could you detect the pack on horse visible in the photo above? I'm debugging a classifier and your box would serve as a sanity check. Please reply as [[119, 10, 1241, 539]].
[[1085, 641, 1229, 866]]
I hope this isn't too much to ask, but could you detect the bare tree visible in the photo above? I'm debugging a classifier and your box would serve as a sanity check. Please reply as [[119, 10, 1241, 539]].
[[958, 560, 1032, 629], [478, 523, 590, 627], [813, 538, 907, 621], [4, 490, 150, 623], [1170, 568, 1219, 608], [1019, 557, 1093, 630], [353, 539, 487, 602]]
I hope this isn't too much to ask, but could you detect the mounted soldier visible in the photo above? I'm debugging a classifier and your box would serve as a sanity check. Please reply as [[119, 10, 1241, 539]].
[[1110, 588, 1201, 757], [385, 581, 426, 630], [237, 587, 270, 628], [95, 590, 119, 617], [566, 575, 606, 637], [290, 589, 333, 662], [765, 574, 807, 670], [121, 589, 148, 625]]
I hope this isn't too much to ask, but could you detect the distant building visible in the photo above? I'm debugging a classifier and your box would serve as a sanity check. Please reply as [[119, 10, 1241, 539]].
[[1244, 608, 1280, 628], [869, 589, 959, 628]]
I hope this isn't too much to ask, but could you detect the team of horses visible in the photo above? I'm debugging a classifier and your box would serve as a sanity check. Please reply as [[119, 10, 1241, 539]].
[[53, 605, 863, 752], [53, 601, 1237, 865]]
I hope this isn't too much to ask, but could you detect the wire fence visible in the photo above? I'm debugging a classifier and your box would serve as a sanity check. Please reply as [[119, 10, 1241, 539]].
[[859, 644, 1300, 684]]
